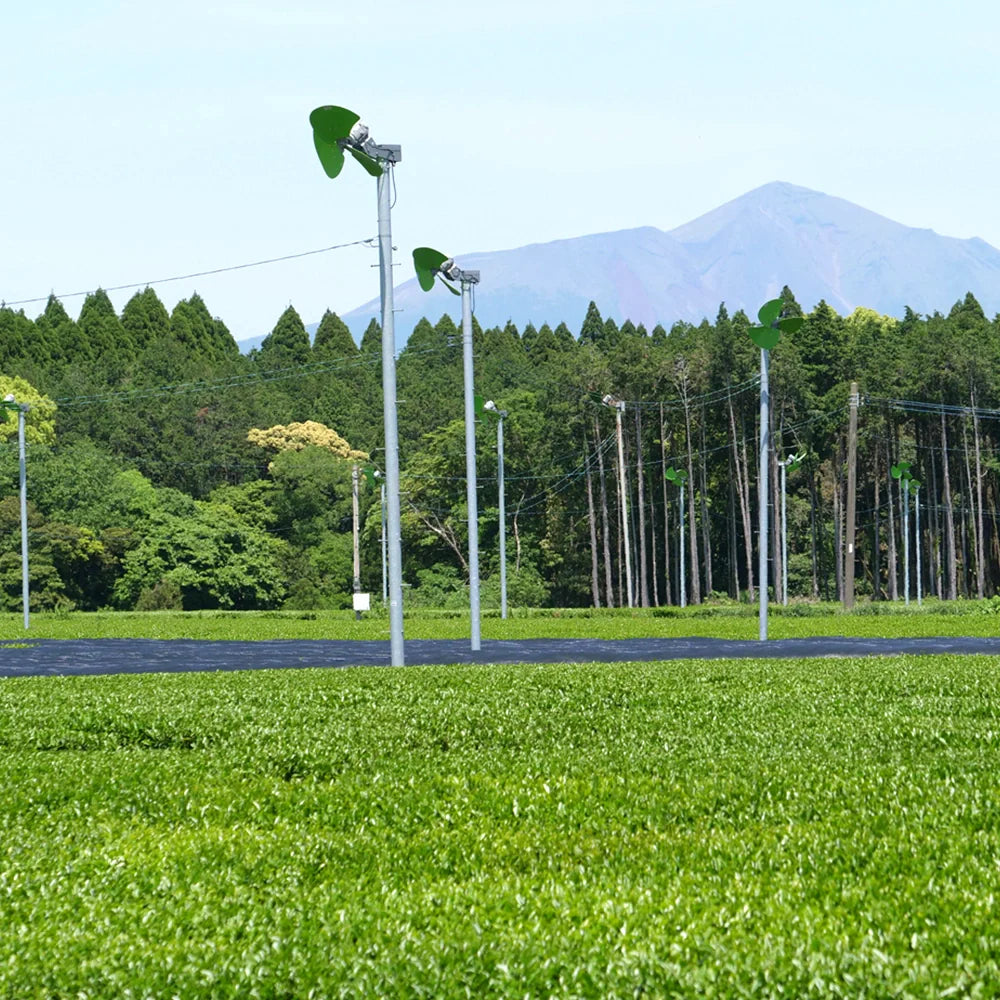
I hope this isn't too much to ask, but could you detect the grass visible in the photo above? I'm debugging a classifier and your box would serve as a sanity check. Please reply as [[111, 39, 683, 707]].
[[2, 655, 1000, 996], [4, 597, 1000, 641]]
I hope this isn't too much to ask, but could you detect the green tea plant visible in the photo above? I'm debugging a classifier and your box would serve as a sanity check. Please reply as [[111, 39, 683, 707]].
[[1, 656, 999, 996]]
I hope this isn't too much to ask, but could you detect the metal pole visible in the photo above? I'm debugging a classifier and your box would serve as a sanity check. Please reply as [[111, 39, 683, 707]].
[[781, 457, 788, 606], [497, 413, 507, 620], [844, 382, 859, 609], [352, 464, 361, 620], [377, 165, 404, 665], [461, 278, 481, 651], [614, 401, 634, 608], [758, 348, 769, 641], [915, 487, 922, 606], [381, 482, 387, 606], [18, 406, 28, 630], [903, 477, 910, 606], [679, 486, 686, 608]]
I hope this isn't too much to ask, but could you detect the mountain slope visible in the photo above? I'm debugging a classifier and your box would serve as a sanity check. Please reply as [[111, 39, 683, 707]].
[[260, 181, 1000, 348]]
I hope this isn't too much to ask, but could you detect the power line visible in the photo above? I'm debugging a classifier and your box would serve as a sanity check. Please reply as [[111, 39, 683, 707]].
[[1, 239, 377, 308]]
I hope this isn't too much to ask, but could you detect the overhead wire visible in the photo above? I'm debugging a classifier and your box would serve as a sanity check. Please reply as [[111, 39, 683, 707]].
[[2, 238, 378, 309]]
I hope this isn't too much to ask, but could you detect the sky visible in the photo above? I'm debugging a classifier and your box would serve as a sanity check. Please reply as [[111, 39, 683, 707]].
[[3, 0, 999, 345]]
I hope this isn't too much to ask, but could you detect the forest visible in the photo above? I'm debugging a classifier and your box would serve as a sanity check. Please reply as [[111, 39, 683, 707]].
[[2, 283, 999, 613]]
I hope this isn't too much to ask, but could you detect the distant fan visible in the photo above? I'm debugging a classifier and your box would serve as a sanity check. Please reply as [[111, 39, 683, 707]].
[[748, 298, 803, 350], [412, 247, 461, 296], [309, 105, 383, 179]]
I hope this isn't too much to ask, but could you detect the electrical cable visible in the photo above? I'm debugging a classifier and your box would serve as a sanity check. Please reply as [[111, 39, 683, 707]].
[[2, 238, 377, 308]]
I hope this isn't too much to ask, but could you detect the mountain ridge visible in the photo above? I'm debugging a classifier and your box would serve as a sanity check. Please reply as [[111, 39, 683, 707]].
[[237, 182, 1000, 351]]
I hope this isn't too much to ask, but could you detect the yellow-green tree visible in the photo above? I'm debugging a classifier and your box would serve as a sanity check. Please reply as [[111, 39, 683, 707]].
[[247, 420, 367, 462], [0, 375, 57, 446]]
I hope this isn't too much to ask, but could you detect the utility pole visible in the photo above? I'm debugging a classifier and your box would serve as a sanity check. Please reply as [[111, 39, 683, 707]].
[[603, 395, 633, 607], [844, 382, 859, 610]]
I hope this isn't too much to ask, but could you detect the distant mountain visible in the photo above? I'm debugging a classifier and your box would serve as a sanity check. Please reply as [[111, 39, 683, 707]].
[[237, 182, 1000, 351]]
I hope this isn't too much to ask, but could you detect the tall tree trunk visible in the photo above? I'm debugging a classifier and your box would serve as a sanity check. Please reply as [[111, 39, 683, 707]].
[[929, 428, 942, 598], [634, 409, 649, 607], [886, 433, 898, 601], [584, 431, 601, 608], [699, 403, 713, 597], [595, 417, 615, 607], [873, 449, 882, 600], [615, 457, 624, 608], [682, 391, 701, 603], [659, 404, 672, 606], [810, 472, 820, 599], [627, 435, 640, 608], [972, 391, 986, 598], [962, 414, 975, 598], [649, 467, 659, 606], [728, 464, 738, 599], [833, 437, 844, 603], [770, 407, 782, 603], [941, 411, 958, 600], [728, 389, 754, 601]]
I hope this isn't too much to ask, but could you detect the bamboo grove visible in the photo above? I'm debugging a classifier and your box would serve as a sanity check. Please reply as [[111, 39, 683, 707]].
[[2, 283, 999, 612]]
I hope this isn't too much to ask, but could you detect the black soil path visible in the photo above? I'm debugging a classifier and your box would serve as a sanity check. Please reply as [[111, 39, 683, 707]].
[[3, 635, 1000, 678]]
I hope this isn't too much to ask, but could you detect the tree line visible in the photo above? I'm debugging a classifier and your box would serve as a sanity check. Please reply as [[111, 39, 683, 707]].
[[2, 283, 1000, 612]]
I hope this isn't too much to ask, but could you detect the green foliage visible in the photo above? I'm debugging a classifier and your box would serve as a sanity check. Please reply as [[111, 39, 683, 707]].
[[258, 305, 310, 367], [114, 501, 287, 610], [0, 375, 57, 445], [2, 657, 1000, 994]]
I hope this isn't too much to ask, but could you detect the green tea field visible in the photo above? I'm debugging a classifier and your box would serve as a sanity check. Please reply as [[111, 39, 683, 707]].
[[2, 654, 999, 996]]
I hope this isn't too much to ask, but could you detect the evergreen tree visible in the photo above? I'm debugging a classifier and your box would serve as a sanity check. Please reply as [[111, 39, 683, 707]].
[[313, 310, 357, 358], [0, 308, 33, 371], [553, 322, 577, 351], [78, 289, 129, 371], [258, 305, 311, 367], [396, 316, 462, 448], [360, 318, 381, 356], [520, 322, 539, 355], [36, 295, 87, 368], [579, 301, 604, 345]]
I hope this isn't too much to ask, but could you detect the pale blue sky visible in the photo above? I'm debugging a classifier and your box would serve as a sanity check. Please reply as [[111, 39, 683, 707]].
[[3, 0, 998, 342]]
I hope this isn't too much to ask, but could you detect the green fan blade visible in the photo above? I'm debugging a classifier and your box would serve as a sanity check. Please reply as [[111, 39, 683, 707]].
[[440, 278, 461, 296], [757, 299, 783, 327], [413, 247, 450, 292], [348, 146, 383, 177], [362, 465, 375, 487], [309, 106, 361, 179], [910, 478, 921, 490], [890, 462, 909, 479], [777, 316, 804, 334], [664, 467, 678, 482], [749, 326, 781, 351], [474, 395, 484, 414], [310, 106, 361, 141], [312, 134, 345, 178]]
